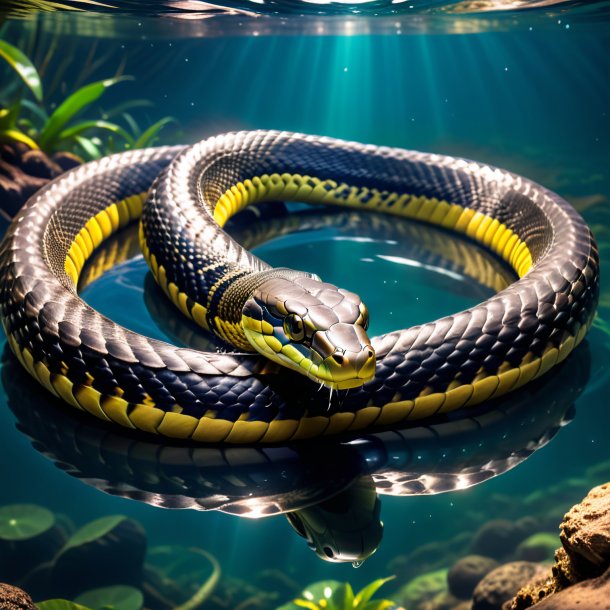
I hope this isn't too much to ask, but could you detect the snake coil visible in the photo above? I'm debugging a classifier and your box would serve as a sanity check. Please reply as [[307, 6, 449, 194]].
[[0, 131, 599, 444]]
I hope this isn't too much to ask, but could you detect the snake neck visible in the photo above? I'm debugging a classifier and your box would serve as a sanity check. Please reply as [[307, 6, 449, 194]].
[[212, 267, 317, 349]]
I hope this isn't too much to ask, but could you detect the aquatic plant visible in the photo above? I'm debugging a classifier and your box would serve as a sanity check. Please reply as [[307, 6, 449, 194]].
[[279, 577, 401, 610], [147, 546, 221, 610], [75, 585, 144, 610], [37, 601, 92, 610], [0, 39, 173, 159], [0, 503, 54, 540], [51, 515, 147, 598], [0, 504, 66, 586]]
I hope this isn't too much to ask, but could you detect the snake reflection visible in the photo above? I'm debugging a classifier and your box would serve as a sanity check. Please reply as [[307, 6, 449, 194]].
[[3, 209, 590, 565]]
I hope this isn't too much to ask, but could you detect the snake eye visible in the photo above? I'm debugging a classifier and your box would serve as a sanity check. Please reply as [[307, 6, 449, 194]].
[[284, 314, 305, 342], [358, 305, 369, 331]]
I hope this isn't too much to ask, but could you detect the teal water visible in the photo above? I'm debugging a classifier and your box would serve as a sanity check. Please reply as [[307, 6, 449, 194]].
[[1, 6, 610, 608]]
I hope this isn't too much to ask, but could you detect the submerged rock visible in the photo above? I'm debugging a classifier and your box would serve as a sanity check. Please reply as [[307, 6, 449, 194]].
[[471, 521, 524, 560], [0, 143, 80, 217], [516, 566, 610, 609], [0, 583, 36, 610], [472, 562, 544, 610], [560, 481, 610, 578], [396, 569, 448, 609], [448, 555, 499, 600], [517, 534, 559, 563]]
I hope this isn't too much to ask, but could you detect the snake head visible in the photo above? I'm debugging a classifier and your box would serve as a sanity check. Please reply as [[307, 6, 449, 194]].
[[242, 274, 375, 390]]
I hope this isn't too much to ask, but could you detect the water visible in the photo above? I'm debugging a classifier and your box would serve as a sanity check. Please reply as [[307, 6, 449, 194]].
[[0, 3, 609, 609]]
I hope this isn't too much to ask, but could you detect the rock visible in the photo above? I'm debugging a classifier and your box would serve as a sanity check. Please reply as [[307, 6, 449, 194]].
[[471, 520, 523, 560], [0, 583, 36, 610], [551, 546, 580, 588], [420, 591, 462, 610], [52, 151, 82, 172], [517, 534, 559, 562], [560, 481, 610, 578], [472, 562, 543, 610], [515, 565, 610, 609], [515, 517, 540, 540], [0, 144, 80, 217], [505, 565, 555, 610], [19, 150, 63, 179], [396, 569, 448, 609], [448, 555, 499, 600]]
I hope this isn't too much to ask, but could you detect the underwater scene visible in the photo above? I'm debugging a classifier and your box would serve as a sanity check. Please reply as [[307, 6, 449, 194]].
[[0, 2, 610, 610]]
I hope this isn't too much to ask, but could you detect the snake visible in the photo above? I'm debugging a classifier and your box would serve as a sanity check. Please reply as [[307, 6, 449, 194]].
[[3, 338, 589, 563], [0, 130, 600, 444]]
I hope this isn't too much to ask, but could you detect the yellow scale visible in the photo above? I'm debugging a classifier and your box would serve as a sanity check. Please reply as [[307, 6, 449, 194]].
[[7, 174, 589, 444]]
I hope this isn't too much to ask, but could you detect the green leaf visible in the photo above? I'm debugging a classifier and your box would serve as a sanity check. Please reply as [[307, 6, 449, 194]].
[[120, 113, 140, 137], [64, 515, 126, 549], [0, 504, 53, 540], [329, 583, 354, 610], [354, 577, 395, 609], [0, 40, 43, 102], [57, 120, 134, 147], [75, 586, 143, 610], [102, 99, 154, 120], [133, 117, 174, 149], [360, 601, 397, 610], [39, 76, 130, 150], [36, 600, 92, 610], [75, 135, 102, 160], [21, 98, 50, 126]]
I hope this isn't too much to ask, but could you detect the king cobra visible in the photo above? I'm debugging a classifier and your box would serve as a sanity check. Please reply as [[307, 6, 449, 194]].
[[0, 131, 599, 444]]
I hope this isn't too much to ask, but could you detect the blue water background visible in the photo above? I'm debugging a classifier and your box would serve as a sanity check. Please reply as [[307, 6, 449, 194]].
[[0, 12, 609, 594]]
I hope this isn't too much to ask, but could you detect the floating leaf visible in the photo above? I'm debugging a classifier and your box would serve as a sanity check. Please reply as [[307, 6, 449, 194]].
[[75, 586, 143, 610], [0, 39, 43, 101], [0, 504, 54, 541]]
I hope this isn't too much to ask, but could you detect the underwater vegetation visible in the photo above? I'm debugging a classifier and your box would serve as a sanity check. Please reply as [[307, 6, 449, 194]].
[[4, 463, 610, 610], [0, 39, 173, 157], [279, 577, 399, 610], [0, 503, 402, 610], [0, 38, 174, 216]]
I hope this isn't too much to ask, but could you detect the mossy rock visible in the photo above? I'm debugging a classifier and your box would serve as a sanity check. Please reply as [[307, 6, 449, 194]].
[[517, 533, 559, 562], [0, 504, 66, 584], [50, 516, 147, 598], [395, 569, 448, 608]]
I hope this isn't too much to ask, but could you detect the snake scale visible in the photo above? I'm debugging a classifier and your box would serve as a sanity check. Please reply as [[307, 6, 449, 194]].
[[0, 131, 600, 444]]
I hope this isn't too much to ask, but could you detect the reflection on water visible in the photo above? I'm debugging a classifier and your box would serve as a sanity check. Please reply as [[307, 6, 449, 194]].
[[0, 205, 591, 565], [3, 0, 609, 37], [3, 340, 589, 563]]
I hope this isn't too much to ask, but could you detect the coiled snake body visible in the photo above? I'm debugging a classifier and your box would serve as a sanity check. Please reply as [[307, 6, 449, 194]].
[[0, 131, 599, 444]]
